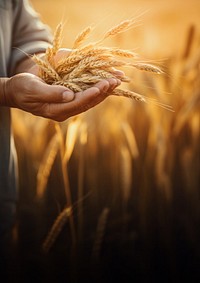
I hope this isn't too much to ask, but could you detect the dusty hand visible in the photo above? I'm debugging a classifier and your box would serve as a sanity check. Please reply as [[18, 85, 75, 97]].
[[1, 73, 120, 121]]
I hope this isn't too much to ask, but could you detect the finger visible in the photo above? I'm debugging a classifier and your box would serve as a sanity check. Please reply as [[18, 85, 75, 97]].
[[41, 79, 120, 121], [110, 68, 125, 78], [78, 78, 121, 110], [60, 78, 119, 112], [74, 78, 121, 114], [68, 82, 109, 112], [106, 78, 121, 92], [44, 80, 110, 120], [61, 79, 119, 116], [33, 79, 75, 103]]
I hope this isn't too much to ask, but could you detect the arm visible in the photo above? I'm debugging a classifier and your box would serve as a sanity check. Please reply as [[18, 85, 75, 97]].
[[0, 73, 120, 121], [1, 39, 121, 121], [0, 1, 121, 121]]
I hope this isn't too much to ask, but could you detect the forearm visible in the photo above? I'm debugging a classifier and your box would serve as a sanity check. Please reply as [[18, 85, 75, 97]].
[[14, 53, 45, 74], [14, 57, 36, 74]]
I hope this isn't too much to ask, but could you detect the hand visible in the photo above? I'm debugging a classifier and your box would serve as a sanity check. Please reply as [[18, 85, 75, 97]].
[[1, 73, 120, 121]]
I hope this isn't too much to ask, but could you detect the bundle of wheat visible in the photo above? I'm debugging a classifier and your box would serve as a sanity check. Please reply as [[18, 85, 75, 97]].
[[32, 20, 172, 111]]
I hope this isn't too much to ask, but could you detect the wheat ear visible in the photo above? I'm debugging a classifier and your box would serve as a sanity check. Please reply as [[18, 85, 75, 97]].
[[42, 206, 72, 253], [72, 26, 93, 49]]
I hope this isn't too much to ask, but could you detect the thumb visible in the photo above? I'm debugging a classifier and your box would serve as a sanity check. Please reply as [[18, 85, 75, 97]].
[[34, 79, 75, 103]]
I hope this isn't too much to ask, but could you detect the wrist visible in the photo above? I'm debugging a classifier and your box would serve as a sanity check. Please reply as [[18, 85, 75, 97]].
[[0, 77, 9, 107]]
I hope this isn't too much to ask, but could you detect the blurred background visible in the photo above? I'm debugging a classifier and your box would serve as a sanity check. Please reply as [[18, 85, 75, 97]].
[[31, 0, 200, 56], [11, 0, 199, 282]]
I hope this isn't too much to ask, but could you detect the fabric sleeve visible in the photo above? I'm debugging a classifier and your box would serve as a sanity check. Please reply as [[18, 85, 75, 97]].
[[9, 0, 53, 75]]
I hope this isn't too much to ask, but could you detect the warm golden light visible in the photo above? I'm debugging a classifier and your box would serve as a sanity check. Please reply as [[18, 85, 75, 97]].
[[12, 1, 200, 282]]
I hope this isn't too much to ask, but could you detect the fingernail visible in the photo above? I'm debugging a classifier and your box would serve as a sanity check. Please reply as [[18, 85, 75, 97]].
[[103, 84, 109, 92], [116, 79, 121, 86], [107, 78, 116, 88], [112, 78, 119, 85], [62, 90, 74, 102]]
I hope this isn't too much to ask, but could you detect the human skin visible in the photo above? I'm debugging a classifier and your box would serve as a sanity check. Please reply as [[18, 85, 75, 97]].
[[0, 49, 122, 122]]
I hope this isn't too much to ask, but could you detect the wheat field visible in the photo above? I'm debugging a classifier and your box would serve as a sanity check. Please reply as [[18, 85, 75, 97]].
[[10, 1, 200, 282]]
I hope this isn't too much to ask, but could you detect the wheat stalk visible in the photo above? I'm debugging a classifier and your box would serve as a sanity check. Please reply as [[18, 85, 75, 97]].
[[43, 206, 72, 253], [36, 134, 59, 198], [91, 207, 110, 261]]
